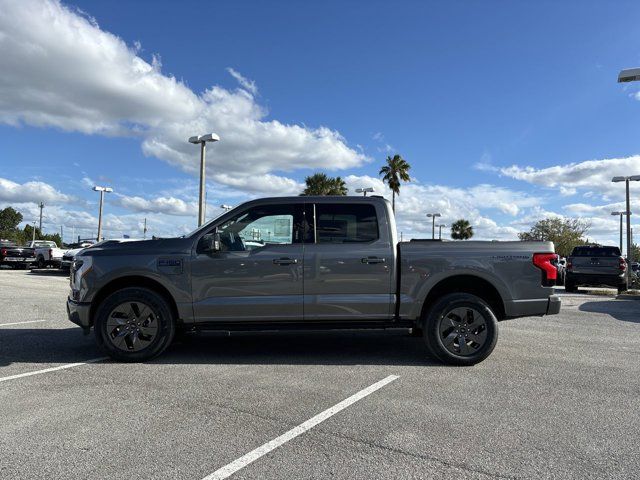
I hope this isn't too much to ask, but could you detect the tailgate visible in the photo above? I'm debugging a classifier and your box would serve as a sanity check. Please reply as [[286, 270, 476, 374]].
[[570, 256, 620, 275]]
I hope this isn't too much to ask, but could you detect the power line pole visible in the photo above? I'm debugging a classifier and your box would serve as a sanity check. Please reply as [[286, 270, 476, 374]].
[[143, 218, 147, 239]]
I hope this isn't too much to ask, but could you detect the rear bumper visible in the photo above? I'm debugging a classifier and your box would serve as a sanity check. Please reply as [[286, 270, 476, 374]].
[[566, 273, 625, 287], [504, 295, 561, 318], [1, 258, 34, 265], [547, 295, 561, 315], [67, 297, 91, 331]]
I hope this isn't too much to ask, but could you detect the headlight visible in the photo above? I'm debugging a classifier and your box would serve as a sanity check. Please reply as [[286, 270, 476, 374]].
[[72, 256, 93, 292]]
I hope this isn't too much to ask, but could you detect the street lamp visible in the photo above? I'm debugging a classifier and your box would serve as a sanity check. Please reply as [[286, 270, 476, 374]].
[[437, 224, 447, 240], [618, 68, 640, 83], [611, 211, 631, 254], [189, 133, 220, 227], [93, 185, 113, 242], [355, 187, 374, 196], [612, 175, 640, 289], [426, 213, 441, 239], [220, 204, 233, 212]]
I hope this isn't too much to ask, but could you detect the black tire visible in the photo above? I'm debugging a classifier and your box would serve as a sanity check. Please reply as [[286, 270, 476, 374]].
[[557, 271, 565, 286], [617, 285, 626, 294], [564, 279, 577, 293], [422, 293, 499, 366], [409, 327, 423, 337], [94, 287, 175, 362], [36, 256, 45, 269]]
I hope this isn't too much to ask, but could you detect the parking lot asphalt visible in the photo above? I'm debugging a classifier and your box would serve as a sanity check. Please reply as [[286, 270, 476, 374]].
[[0, 268, 639, 479]]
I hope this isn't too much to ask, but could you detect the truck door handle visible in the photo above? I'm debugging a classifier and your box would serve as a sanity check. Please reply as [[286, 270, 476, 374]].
[[361, 256, 386, 264], [273, 257, 298, 265]]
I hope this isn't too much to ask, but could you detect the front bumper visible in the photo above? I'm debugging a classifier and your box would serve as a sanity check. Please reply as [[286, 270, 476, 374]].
[[67, 297, 91, 332]]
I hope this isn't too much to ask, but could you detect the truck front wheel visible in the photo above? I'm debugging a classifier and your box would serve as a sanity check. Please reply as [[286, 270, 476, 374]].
[[422, 293, 498, 366], [94, 287, 176, 362]]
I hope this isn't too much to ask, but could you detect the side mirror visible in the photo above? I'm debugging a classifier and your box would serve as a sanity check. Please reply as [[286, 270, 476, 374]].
[[202, 231, 221, 253]]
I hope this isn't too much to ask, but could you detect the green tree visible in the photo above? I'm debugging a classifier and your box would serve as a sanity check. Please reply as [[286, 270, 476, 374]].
[[301, 173, 348, 196], [451, 219, 474, 240], [379, 154, 411, 213], [0, 207, 23, 231], [518, 217, 589, 257]]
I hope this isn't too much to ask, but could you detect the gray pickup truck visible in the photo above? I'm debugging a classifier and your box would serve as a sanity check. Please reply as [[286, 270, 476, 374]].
[[67, 196, 560, 365], [565, 245, 627, 293]]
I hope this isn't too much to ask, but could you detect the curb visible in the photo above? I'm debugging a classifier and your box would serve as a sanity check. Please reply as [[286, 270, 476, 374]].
[[616, 293, 640, 300]]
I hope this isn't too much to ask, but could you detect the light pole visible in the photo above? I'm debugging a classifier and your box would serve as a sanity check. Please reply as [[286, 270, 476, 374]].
[[220, 204, 233, 212], [437, 224, 447, 240], [38, 201, 44, 233], [612, 175, 640, 289], [426, 213, 441, 239], [189, 133, 220, 226], [611, 211, 629, 254], [355, 187, 374, 196], [93, 186, 113, 242]]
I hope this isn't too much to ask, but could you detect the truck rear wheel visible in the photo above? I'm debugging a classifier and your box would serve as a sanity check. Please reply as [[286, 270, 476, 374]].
[[94, 287, 176, 362], [422, 293, 498, 366], [564, 279, 577, 293]]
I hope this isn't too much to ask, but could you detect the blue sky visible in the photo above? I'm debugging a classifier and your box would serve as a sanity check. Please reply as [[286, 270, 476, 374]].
[[1, 0, 640, 245]]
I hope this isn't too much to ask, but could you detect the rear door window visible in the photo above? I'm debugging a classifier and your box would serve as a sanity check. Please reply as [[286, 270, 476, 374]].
[[314, 204, 379, 243]]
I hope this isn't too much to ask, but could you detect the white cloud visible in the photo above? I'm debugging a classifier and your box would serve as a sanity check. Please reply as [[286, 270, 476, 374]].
[[226, 67, 258, 96], [344, 175, 542, 240], [112, 194, 197, 216], [499, 155, 640, 199], [0, 0, 367, 195], [211, 173, 304, 196], [0, 177, 75, 204]]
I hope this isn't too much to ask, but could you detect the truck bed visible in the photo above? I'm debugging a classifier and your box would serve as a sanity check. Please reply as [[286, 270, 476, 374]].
[[398, 240, 558, 320]]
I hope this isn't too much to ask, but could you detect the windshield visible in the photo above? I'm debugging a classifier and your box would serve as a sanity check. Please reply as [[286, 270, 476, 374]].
[[184, 210, 229, 238]]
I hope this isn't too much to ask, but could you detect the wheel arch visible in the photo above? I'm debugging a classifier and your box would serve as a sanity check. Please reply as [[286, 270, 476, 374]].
[[89, 275, 180, 327], [419, 275, 506, 322]]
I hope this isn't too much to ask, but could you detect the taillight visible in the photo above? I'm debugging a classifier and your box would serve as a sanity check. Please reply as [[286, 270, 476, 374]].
[[566, 260, 572, 271], [1, 248, 6, 257], [619, 257, 627, 271], [533, 252, 557, 286], [48, 248, 52, 258]]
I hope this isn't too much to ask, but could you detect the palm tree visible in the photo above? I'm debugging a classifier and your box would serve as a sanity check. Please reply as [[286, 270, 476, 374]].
[[379, 154, 411, 212], [302, 173, 348, 196], [451, 219, 474, 240]]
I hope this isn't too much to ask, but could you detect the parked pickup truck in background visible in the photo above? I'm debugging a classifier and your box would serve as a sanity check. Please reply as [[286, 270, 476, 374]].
[[60, 242, 95, 271], [565, 245, 627, 293], [67, 196, 561, 365], [32, 240, 66, 269], [0, 241, 35, 269]]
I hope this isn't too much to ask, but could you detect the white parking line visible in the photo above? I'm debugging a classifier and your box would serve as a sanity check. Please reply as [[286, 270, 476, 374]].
[[0, 320, 48, 327], [0, 357, 108, 383], [202, 374, 399, 480]]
